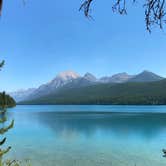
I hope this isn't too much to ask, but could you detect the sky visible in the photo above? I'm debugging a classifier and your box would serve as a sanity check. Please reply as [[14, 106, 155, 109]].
[[0, 0, 166, 91]]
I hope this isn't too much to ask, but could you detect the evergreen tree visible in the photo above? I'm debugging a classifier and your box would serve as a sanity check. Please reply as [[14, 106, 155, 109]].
[[0, 61, 4, 69], [0, 61, 14, 166]]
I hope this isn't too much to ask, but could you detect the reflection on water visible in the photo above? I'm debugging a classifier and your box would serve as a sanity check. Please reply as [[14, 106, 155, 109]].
[[36, 112, 166, 139], [5, 106, 166, 166]]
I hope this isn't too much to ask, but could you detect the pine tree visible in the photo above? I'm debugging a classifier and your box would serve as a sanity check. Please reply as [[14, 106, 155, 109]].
[[0, 61, 4, 70], [0, 61, 14, 166]]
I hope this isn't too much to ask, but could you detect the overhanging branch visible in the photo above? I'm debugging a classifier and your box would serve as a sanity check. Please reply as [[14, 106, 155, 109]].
[[80, 0, 166, 32]]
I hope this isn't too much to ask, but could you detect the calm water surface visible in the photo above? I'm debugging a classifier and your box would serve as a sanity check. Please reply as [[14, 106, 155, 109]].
[[4, 105, 166, 166]]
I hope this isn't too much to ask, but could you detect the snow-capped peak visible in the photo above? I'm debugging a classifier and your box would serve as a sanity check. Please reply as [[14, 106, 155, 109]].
[[56, 70, 80, 80]]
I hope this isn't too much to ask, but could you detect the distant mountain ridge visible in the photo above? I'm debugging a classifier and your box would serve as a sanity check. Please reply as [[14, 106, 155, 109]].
[[100, 72, 134, 83], [9, 88, 36, 102], [128, 70, 163, 82], [10, 70, 164, 103], [19, 79, 166, 105], [83, 72, 97, 82], [29, 71, 80, 99]]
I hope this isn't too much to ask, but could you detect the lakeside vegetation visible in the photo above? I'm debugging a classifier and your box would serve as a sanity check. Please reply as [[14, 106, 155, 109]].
[[0, 92, 16, 108], [0, 61, 16, 108], [0, 91, 14, 166], [0, 60, 27, 165], [19, 79, 166, 105]]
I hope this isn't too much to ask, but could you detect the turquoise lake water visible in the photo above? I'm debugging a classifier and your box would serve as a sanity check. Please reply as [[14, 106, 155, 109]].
[[4, 105, 166, 166]]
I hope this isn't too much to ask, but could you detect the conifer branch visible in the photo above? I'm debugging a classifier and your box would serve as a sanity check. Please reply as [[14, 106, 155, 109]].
[[0, 120, 14, 134]]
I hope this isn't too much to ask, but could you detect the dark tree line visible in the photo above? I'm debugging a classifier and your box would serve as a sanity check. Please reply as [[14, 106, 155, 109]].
[[0, 93, 16, 108]]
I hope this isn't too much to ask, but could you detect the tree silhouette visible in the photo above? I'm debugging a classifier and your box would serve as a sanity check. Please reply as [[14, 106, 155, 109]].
[[0, 0, 2, 16], [0, 61, 4, 70], [79, 0, 166, 32], [0, 0, 165, 32]]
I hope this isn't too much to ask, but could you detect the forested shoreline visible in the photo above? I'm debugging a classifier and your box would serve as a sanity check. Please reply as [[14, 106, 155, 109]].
[[19, 79, 166, 105], [0, 92, 16, 108]]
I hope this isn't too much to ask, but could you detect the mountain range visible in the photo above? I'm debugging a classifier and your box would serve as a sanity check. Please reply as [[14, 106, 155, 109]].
[[9, 70, 165, 104]]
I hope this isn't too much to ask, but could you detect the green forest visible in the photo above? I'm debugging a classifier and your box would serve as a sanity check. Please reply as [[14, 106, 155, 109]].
[[0, 92, 16, 108], [20, 79, 166, 105], [0, 61, 16, 108]]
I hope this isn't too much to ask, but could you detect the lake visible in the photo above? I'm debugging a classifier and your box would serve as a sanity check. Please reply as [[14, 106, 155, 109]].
[[4, 105, 166, 166]]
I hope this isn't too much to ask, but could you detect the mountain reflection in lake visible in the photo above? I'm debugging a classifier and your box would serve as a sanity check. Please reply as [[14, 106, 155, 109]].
[[5, 106, 166, 166], [36, 112, 166, 139]]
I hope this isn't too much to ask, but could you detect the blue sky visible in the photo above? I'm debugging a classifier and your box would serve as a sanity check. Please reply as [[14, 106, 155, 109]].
[[0, 0, 166, 91]]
